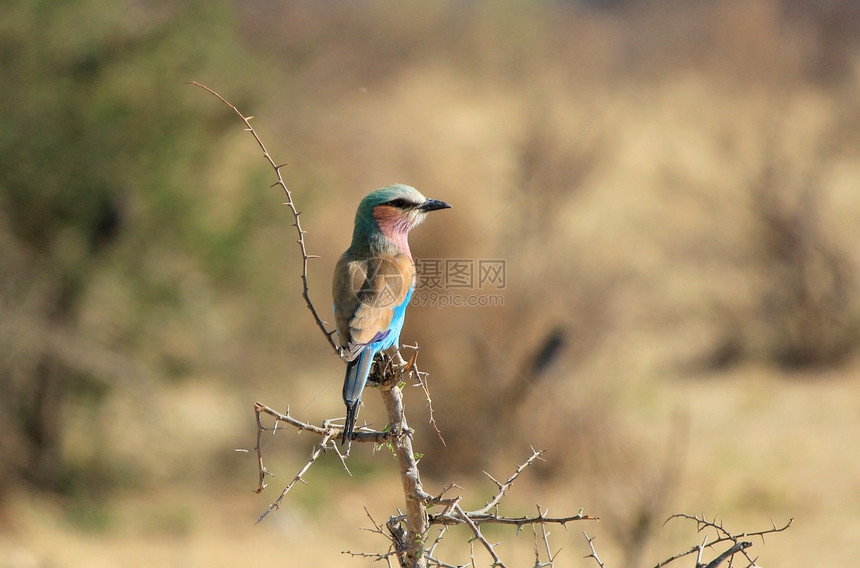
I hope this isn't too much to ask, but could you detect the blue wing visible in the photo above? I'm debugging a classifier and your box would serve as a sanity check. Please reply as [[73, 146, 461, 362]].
[[340, 285, 413, 444], [333, 252, 415, 445]]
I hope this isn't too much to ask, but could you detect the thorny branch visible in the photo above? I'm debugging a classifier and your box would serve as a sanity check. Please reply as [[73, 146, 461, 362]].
[[381, 448, 596, 528], [452, 502, 506, 568], [244, 402, 391, 517], [475, 448, 545, 515], [581, 514, 789, 568], [704, 541, 752, 568], [376, 362, 431, 567], [583, 532, 605, 568], [429, 511, 595, 528], [247, 347, 596, 566], [650, 514, 792, 568], [190, 81, 340, 354], [400, 344, 446, 446], [535, 506, 559, 567], [394, 449, 594, 567], [254, 428, 337, 524]]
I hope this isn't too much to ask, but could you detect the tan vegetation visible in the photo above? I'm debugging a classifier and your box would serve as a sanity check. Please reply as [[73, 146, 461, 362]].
[[2, 0, 860, 566]]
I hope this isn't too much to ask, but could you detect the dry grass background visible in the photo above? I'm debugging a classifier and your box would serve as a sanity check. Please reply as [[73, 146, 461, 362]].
[[2, 0, 860, 566]]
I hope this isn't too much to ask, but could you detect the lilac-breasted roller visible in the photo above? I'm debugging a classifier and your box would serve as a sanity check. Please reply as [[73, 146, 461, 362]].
[[333, 184, 451, 445]]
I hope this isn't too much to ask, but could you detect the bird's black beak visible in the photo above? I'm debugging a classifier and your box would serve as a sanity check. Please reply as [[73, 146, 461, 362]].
[[418, 199, 452, 212]]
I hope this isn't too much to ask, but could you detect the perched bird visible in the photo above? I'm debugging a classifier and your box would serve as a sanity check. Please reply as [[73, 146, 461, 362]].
[[333, 184, 451, 446]]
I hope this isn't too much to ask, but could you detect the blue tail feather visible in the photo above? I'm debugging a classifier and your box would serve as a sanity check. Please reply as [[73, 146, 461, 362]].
[[343, 401, 359, 446], [341, 349, 375, 445]]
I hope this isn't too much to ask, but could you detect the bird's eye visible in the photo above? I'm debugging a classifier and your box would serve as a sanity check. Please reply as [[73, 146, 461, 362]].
[[388, 198, 408, 208]]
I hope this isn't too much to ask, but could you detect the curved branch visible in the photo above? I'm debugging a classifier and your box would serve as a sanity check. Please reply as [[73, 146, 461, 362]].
[[654, 514, 792, 568], [189, 81, 339, 354]]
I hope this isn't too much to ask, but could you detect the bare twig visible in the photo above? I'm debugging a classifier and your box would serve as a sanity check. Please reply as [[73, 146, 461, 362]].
[[473, 448, 545, 515], [419, 456, 594, 568], [672, 512, 791, 547], [453, 503, 506, 568], [250, 401, 272, 493], [345, 509, 400, 567], [654, 514, 792, 568], [400, 344, 446, 446], [583, 532, 605, 568], [344, 549, 398, 567], [695, 536, 708, 567], [253, 401, 390, 442], [256, 429, 337, 524], [410, 452, 594, 568], [429, 511, 596, 528], [249, 402, 402, 524], [426, 525, 451, 560], [536, 505, 558, 566], [189, 81, 339, 354], [362, 507, 394, 541], [425, 545, 470, 568], [532, 525, 542, 567], [704, 541, 752, 568]]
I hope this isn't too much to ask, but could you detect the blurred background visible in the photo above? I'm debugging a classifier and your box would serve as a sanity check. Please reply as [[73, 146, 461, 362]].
[[2, 0, 860, 566]]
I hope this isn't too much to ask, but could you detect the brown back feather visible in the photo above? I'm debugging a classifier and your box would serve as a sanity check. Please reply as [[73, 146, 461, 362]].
[[333, 252, 415, 354]]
